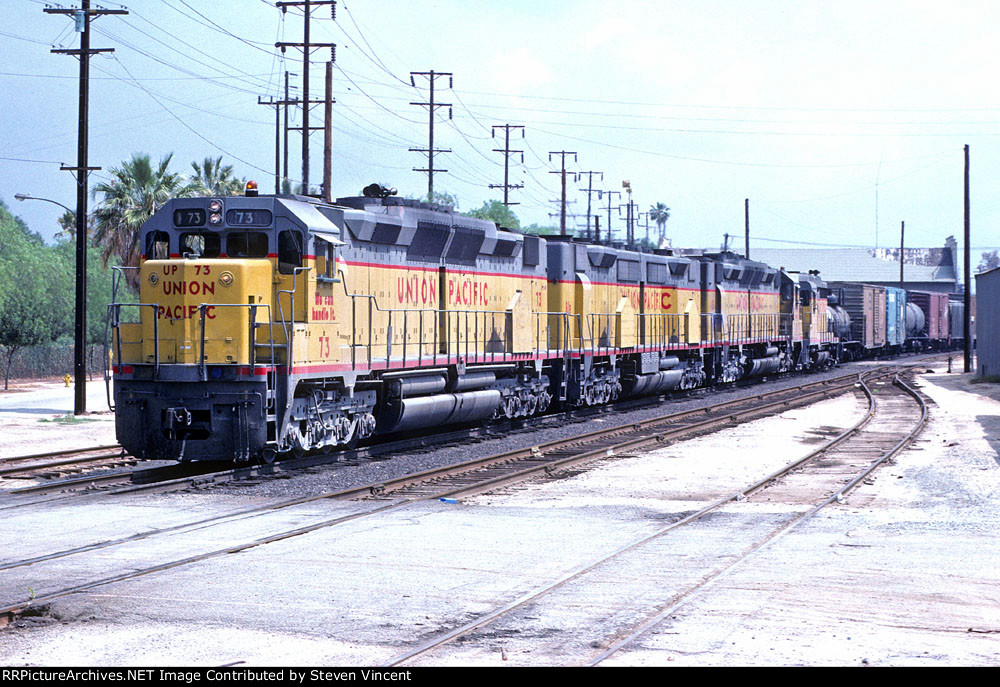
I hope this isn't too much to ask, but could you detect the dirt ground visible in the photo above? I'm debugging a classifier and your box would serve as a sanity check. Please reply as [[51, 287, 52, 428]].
[[0, 378, 116, 458]]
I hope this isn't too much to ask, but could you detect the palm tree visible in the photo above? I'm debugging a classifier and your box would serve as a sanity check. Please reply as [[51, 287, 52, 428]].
[[92, 153, 196, 291], [190, 156, 244, 196], [648, 202, 671, 245]]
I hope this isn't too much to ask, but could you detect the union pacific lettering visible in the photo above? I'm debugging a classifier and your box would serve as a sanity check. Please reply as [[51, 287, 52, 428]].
[[157, 304, 216, 320], [162, 280, 216, 296], [722, 291, 778, 312], [397, 274, 438, 306], [622, 286, 676, 312], [448, 276, 489, 307]]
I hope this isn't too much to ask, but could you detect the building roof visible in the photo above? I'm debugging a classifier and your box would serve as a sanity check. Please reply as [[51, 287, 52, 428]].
[[747, 238, 958, 287]]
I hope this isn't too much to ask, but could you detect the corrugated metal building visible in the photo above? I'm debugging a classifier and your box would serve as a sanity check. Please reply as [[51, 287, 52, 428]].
[[748, 236, 959, 294], [975, 267, 1000, 377]]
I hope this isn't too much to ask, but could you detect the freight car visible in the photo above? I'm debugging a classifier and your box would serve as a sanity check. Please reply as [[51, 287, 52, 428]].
[[907, 290, 950, 350], [828, 282, 887, 359], [107, 185, 838, 463]]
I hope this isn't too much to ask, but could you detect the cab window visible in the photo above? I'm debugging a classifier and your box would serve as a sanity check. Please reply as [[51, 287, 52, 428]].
[[227, 232, 269, 258], [278, 230, 302, 274], [145, 231, 169, 260], [180, 232, 221, 258]]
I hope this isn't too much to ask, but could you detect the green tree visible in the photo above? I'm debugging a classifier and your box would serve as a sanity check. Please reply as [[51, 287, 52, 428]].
[[467, 200, 520, 229], [406, 191, 459, 209], [50, 238, 126, 378], [190, 156, 244, 196], [978, 250, 1000, 273], [92, 153, 196, 292], [0, 200, 65, 389], [521, 223, 559, 236], [648, 202, 671, 245]]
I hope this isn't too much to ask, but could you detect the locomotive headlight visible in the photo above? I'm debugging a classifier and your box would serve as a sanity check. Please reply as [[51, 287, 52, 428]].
[[208, 199, 223, 213], [209, 212, 222, 225], [219, 271, 234, 287]]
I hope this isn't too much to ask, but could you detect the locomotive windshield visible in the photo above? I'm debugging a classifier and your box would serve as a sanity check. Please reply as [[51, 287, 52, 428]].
[[226, 231, 269, 258], [180, 232, 221, 258]]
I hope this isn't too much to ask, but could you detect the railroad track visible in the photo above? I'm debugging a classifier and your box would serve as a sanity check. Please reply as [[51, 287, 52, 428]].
[[0, 444, 135, 483], [0, 361, 926, 630], [381, 370, 929, 666], [0, 354, 944, 503]]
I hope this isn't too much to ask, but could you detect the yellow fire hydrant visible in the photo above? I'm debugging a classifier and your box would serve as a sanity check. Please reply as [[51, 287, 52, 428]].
[[64, 374, 71, 387]]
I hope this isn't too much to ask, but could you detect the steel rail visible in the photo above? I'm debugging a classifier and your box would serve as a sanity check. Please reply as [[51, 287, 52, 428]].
[[384, 370, 927, 666], [379, 371, 883, 666], [0, 451, 131, 479], [0, 444, 121, 464], [586, 372, 928, 665]]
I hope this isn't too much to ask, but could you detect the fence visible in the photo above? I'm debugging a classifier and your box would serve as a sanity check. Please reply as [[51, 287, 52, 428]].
[[1, 343, 105, 381]]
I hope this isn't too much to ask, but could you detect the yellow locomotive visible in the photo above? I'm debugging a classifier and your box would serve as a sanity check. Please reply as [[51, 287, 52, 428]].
[[108, 184, 828, 462]]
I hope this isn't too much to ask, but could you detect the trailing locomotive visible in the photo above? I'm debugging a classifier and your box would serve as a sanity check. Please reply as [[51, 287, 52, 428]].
[[107, 185, 855, 463]]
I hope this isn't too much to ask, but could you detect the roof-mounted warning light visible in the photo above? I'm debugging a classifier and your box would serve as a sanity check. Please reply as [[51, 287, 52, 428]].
[[245, 180, 259, 197]]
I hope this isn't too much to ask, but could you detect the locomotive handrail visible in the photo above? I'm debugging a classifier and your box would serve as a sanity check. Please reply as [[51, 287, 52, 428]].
[[194, 303, 275, 381], [276, 266, 312, 353], [105, 266, 141, 410], [107, 301, 275, 382], [107, 302, 160, 375]]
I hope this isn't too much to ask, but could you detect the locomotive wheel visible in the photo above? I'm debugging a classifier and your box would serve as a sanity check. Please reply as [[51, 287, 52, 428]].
[[259, 448, 278, 465]]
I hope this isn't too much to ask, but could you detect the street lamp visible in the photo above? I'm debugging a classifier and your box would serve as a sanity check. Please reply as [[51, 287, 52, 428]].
[[15, 192, 88, 415], [14, 193, 73, 215]]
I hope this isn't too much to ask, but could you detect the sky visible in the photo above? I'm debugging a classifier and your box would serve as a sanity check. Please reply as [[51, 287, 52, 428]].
[[1, 0, 997, 265]]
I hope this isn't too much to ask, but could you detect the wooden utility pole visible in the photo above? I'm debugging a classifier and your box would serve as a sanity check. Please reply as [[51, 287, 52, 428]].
[[323, 61, 333, 202], [899, 220, 905, 288], [489, 124, 524, 206], [548, 151, 577, 236], [964, 144, 972, 372], [637, 211, 651, 245], [283, 71, 296, 189], [577, 171, 603, 240], [276, 0, 336, 194], [257, 95, 283, 193], [618, 199, 639, 248], [45, 0, 127, 415], [409, 70, 453, 200], [601, 189, 622, 243], [745, 198, 750, 259]]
